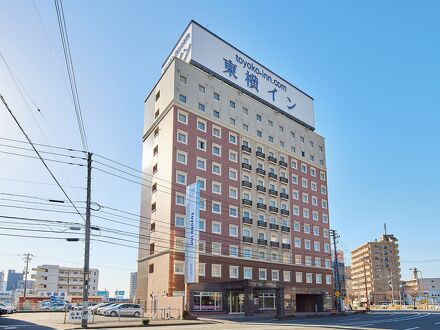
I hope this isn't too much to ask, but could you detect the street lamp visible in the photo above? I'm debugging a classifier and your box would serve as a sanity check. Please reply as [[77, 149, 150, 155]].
[[409, 268, 425, 307]]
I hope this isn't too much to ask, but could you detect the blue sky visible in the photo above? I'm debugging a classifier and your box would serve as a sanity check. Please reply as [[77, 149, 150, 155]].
[[1, 0, 439, 293]]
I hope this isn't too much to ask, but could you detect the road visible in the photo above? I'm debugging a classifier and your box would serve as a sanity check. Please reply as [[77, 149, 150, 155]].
[[1, 311, 440, 329]]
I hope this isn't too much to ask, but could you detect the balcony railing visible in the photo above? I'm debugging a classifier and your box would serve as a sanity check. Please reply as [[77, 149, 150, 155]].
[[280, 192, 289, 200], [256, 185, 266, 193], [279, 160, 288, 168], [282, 243, 291, 249], [270, 223, 279, 230], [268, 156, 277, 164], [242, 236, 253, 243], [257, 203, 267, 210], [270, 241, 280, 247], [242, 216, 253, 224], [280, 209, 290, 216], [241, 163, 252, 170], [241, 145, 252, 153], [268, 172, 278, 180], [242, 198, 252, 206], [269, 189, 278, 196], [256, 151, 265, 159], [281, 226, 290, 233], [257, 239, 267, 245], [242, 180, 252, 188], [280, 177, 288, 184], [269, 206, 279, 213], [256, 168, 266, 175], [257, 220, 267, 227]]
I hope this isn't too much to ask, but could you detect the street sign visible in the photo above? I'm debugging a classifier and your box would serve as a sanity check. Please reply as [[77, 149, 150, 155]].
[[335, 291, 340, 298]]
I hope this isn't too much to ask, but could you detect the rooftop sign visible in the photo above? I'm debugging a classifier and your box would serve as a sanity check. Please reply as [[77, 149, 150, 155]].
[[163, 21, 315, 129]]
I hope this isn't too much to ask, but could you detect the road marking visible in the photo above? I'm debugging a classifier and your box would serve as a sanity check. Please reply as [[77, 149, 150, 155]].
[[434, 322, 440, 325], [403, 327, 420, 330]]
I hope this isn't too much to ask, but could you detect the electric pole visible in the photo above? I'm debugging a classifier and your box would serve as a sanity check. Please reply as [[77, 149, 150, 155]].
[[21, 253, 33, 301], [330, 229, 342, 312], [82, 152, 92, 328]]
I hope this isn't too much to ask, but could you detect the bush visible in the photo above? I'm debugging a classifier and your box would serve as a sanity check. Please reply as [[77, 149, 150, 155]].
[[142, 319, 150, 326]]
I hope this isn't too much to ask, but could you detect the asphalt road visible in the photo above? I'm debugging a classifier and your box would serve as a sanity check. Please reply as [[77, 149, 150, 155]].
[[1, 311, 440, 329]]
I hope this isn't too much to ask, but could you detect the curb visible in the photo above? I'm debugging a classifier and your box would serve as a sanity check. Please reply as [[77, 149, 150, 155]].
[[71, 320, 213, 329]]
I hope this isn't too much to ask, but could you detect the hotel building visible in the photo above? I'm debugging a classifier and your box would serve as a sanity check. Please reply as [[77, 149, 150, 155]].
[[137, 21, 333, 315]]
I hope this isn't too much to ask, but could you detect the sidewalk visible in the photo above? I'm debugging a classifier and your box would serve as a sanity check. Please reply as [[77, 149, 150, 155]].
[[69, 319, 211, 329]]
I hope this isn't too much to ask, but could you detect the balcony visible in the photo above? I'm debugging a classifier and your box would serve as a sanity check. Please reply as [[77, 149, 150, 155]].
[[241, 145, 252, 153], [242, 216, 253, 224], [281, 226, 290, 233], [270, 223, 279, 230], [256, 151, 265, 159], [258, 239, 268, 245], [256, 168, 266, 176], [257, 203, 266, 210], [280, 177, 289, 184], [280, 192, 289, 200], [241, 163, 252, 170], [279, 160, 288, 168], [280, 209, 290, 216], [256, 185, 266, 193], [269, 206, 279, 213], [282, 243, 291, 249], [268, 172, 278, 180], [242, 180, 252, 188], [270, 241, 280, 248], [242, 198, 252, 206], [242, 236, 253, 243], [257, 220, 267, 227], [269, 189, 278, 197], [268, 156, 277, 164]]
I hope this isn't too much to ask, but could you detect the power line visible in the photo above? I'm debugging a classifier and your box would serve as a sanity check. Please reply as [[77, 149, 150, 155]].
[[0, 142, 86, 160], [0, 93, 85, 222], [0, 176, 85, 189], [0, 137, 86, 154], [0, 149, 85, 166]]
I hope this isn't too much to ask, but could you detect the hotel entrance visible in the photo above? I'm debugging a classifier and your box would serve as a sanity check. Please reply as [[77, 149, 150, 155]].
[[228, 291, 244, 313]]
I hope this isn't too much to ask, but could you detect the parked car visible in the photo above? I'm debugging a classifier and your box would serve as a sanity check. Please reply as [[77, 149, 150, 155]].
[[89, 302, 111, 313], [41, 301, 68, 311], [0, 303, 16, 314], [103, 303, 143, 317], [96, 303, 119, 315], [0, 307, 7, 317]]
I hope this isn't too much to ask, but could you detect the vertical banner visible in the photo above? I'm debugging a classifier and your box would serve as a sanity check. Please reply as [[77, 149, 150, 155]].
[[185, 182, 200, 283]]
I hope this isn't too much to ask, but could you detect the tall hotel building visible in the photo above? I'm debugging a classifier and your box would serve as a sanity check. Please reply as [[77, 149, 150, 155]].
[[137, 21, 333, 315]]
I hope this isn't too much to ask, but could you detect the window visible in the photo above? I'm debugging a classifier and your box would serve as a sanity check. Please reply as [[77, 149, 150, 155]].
[[272, 270, 279, 281], [212, 264, 222, 277], [229, 225, 238, 237], [229, 133, 237, 144], [177, 130, 187, 144], [294, 237, 301, 248], [312, 196, 318, 206], [212, 201, 222, 214], [244, 267, 252, 279], [229, 246, 239, 258], [213, 110, 220, 118], [212, 126, 221, 138], [316, 274, 322, 284], [314, 241, 320, 251], [174, 261, 184, 275], [321, 185, 327, 195], [303, 208, 310, 218], [325, 259, 332, 268], [313, 226, 320, 236], [179, 75, 187, 84], [229, 100, 236, 109], [175, 194, 185, 206], [302, 178, 308, 188], [312, 211, 319, 221], [304, 239, 311, 250], [256, 114, 262, 122], [243, 123, 248, 131], [178, 94, 187, 103], [155, 90, 160, 101], [212, 181, 221, 194], [293, 206, 300, 216], [302, 193, 309, 203], [256, 130, 262, 138], [213, 92, 220, 101], [301, 163, 307, 173], [306, 273, 313, 284], [199, 219, 206, 232], [279, 125, 284, 132], [196, 177, 206, 190], [210, 141, 222, 154], [197, 119, 206, 132], [283, 271, 291, 282], [212, 221, 221, 235], [212, 162, 221, 175], [304, 224, 311, 234], [320, 172, 326, 181], [296, 272, 303, 283], [197, 137, 206, 151], [295, 255, 302, 265], [229, 187, 238, 199], [229, 168, 238, 180], [230, 265, 239, 278], [212, 242, 222, 255], [198, 241, 206, 253], [198, 85, 205, 93], [326, 275, 332, 285], [311, 182, 317, 192], [177, 111, 187, 124], [268, 136, 273, 143], [229, 205, 238, 218], [322, 199, 328, 209], [243, 247, 252, 258], [259, 268, 267, 280], [294, 221, 300, 232], [324, 243, 330, 253], [198, 103, 206, 112], [315, 257, 322, 267], [230, 117, 236, 125], [199, 263, 206, 277], [292, 190, 299, 200], [322, 214, 329, 223], [291, 174, 298, 185], [229, 150, 237, 162], [176, 171, 186, 185], [196, 157, 206, 170]]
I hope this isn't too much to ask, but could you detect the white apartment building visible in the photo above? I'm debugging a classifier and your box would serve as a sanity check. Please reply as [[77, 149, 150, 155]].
[[32, 265, 99, 297], [129, 272, 137, 302]]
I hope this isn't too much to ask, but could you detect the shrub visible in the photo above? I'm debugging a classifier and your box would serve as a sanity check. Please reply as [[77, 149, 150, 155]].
[[142, 319, 150, 326]]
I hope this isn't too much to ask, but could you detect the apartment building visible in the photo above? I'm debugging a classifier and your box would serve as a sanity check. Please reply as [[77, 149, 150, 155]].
[[137, 21, 333, 316], [129, 272, 137, 302], [351, 233, 401, 305], [403, 277, 440, 305], [32, 265, 99, 297]]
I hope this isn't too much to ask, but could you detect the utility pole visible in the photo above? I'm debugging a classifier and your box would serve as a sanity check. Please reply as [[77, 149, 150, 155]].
[[330, 229, 342, 312], [362, 254, 370, 310], [82, 152, 92, 328], [21, 253, 33, 301]]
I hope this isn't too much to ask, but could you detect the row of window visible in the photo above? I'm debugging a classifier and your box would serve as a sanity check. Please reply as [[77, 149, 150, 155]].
[[173, 260, 332, 284]]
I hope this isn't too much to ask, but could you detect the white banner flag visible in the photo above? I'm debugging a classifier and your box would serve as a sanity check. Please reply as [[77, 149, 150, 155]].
[[185, 182, 200, 283]]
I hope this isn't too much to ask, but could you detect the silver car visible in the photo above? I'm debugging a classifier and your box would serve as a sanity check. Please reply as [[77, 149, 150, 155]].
[[103, 303, 143, 317]]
